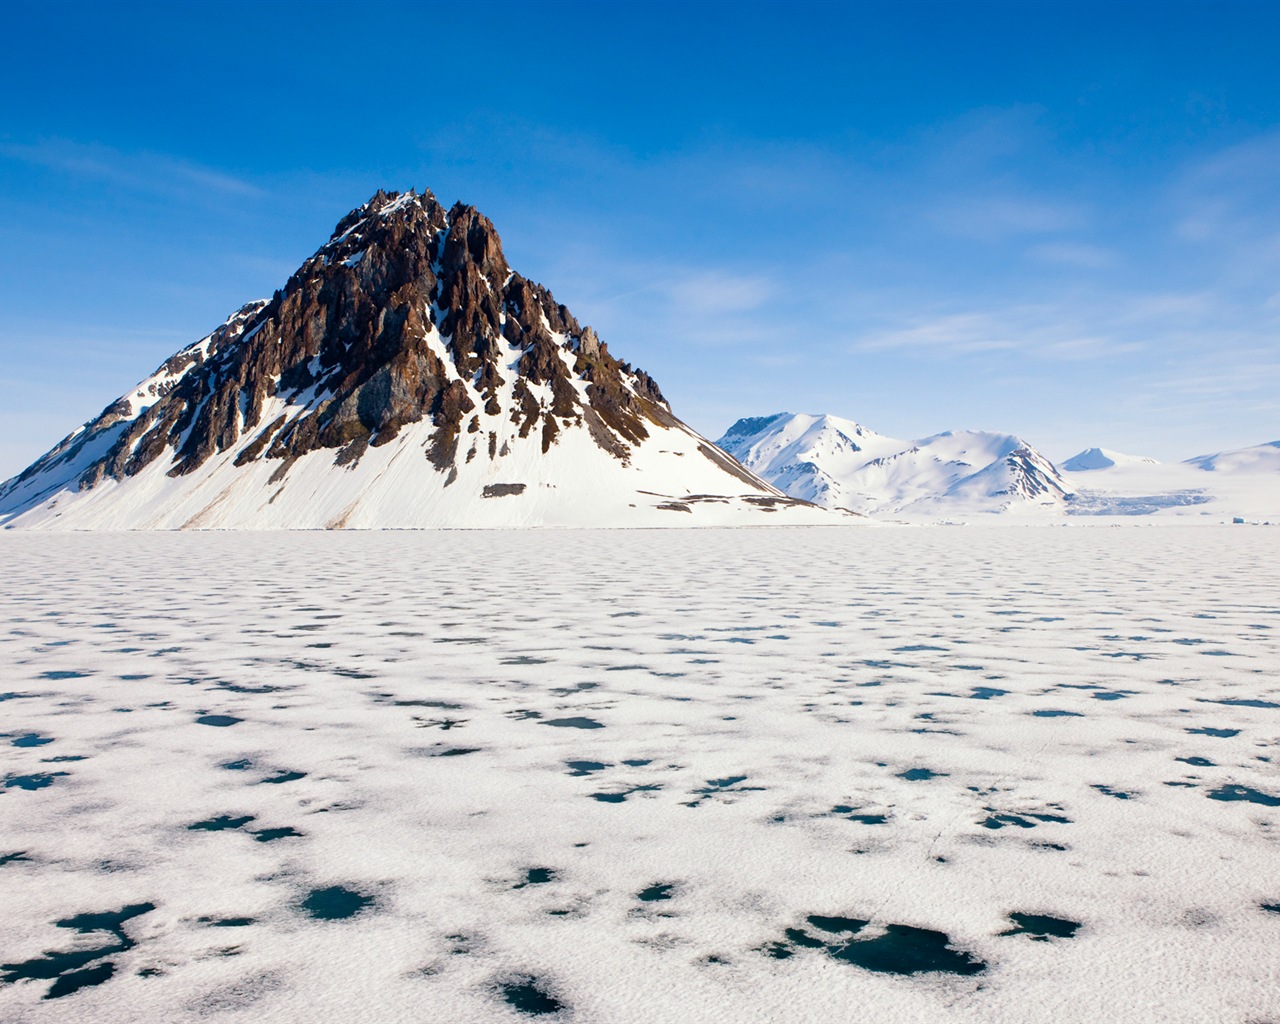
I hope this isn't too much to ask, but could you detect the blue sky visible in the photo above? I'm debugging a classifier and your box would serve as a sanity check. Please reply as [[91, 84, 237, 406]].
[[2, 0, 1279, 477]]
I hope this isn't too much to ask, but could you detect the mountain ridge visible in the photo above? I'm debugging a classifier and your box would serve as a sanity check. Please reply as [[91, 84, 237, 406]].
[[718, 412, 1073, 516], [0, 190, 846, 530]]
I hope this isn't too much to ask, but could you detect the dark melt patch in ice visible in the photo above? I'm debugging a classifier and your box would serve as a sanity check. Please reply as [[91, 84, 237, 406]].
[[591, 784, 661, 803], [1000, 912, 1081, 941], [1, 851, 32, 866], [1091, 784, 1135, 800], [830, 805, 888, 825], [1177, 756, 1216, 767], [434, 747, 481, 757], [897, 768, 947, 781], [392, 699, 464, 709], [11, 733, 53, 747], [894, 644, 948, 653], [622, 759, 652, 767], [40, 671, 88, 680], [416, 717, 467, 730], [189, 814, 256, 832], [41, 755, 85, 763], [1092, 691, 1133, 701], [1187, 727, 1240, 738], [1261, 903, 1280, 915], [46, 961, 116, 998], [501, 655, 551, 665], [4, 772, 69, 791], [0, 902, 154, 1000], [806, 915, 867, 934], [981, 809, 1071, 829], [260, 770, 306, 785], [970, 687, 1007, 700], [445, 932, 480, 955], [1208, 784, 1280, 807], [196, 715, 242, 727], [251, 827, 303, 843], [221, 758, 254, 771], [217, 682, 287, 694], [1032, 710, 1083, 718], [499, 975, 564, 1016], [766, 915, 985, 975], [565, 761, 610, 776], [0, 692, 36, 702], [540, 717, 604, 730], [514, 868, 557, 889], [637, 883, 675, 902], [300, 886, 375, 920], [685, 775, 764, 806], [199, 917, 255, 927], [1196, 697, 1280, 709]]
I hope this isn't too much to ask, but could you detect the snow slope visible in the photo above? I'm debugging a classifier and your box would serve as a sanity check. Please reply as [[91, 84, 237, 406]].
[[718, 413, 1072, 517], [1186, 439, 1280, 473]]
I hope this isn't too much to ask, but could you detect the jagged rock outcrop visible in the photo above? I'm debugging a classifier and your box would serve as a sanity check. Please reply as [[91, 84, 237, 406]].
[[0, 190, 851, 530]]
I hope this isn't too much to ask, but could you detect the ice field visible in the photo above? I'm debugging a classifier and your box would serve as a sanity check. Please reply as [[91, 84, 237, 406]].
[[1, 527, 1278, 1023]]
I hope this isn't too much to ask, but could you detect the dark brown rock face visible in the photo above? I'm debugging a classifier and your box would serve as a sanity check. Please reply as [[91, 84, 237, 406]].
[[8, 189, 674, 494]]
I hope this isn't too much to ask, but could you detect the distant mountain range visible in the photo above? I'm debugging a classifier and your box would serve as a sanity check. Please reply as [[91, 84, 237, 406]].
[[0, 190, 848, 530], [719, 414, 1279, 520], [0, 187, 1272, 529], [717, 413, 1072, 516]]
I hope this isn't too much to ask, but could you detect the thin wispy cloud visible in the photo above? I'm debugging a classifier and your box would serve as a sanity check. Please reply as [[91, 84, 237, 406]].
[[1027, 242, 1117, 268], [927, 196, 1087, 241], [0, 138, 262, 199]]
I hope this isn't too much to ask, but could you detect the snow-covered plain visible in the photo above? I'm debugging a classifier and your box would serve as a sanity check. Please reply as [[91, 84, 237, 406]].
[[2, 528, 1278, 1023]]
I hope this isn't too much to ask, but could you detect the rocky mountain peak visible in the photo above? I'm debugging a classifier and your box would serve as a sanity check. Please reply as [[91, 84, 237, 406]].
[[1, 188, 854, 531], [11, 188, 674, 497]]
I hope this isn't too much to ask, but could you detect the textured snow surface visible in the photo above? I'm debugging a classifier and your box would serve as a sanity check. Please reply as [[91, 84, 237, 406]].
[[2, 529, 1279, 1023]]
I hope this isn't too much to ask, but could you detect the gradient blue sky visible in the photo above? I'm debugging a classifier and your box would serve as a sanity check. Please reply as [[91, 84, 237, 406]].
[[3, 0, 1279, 477]]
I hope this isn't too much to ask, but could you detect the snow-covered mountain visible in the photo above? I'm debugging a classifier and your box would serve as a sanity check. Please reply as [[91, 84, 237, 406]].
[[1062, 447, 1159, 471], [0, 190, 848, 530], [1063, 439, 1280, 518], [1185, 439, 1280, 473], [717, 412, 1073, 516]]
